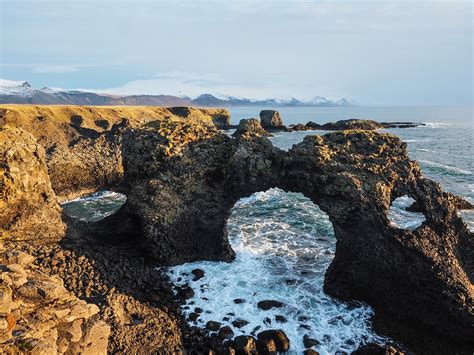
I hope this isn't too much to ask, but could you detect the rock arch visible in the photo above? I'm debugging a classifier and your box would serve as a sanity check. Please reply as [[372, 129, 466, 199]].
[[115, 125, 473, 353]]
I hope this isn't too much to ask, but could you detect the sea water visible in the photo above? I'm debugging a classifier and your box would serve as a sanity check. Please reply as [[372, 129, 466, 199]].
[[62, 106, 473, 353]]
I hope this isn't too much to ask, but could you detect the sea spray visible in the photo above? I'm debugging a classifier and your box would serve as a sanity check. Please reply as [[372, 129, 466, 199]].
[[167, 188, 387, 353]]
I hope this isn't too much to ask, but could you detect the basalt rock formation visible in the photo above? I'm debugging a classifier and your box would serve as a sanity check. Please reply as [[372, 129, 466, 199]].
[[1, 105, 472, 354], [117, 122, 473, 353], [293, 119, 425, 131], [0, 105, 230, 200], [232, 118, 272, 138], [259, 110, 285, 130], [0, 126, 65, 241]]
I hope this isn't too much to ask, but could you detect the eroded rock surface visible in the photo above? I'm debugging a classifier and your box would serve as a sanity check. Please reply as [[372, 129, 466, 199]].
[[0, 127, 64, 241], [1, 105, 472, 354], [118, 126, 473, 353], [259, 110, 285, 130], [0, 105, 230, 199], [0, 248, 110, 354]]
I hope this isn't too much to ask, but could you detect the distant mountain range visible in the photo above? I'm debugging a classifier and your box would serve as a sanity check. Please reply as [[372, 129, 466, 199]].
[[0, 79, 354, 107]]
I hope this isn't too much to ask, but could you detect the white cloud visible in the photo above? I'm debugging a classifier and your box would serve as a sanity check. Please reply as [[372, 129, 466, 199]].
[[31, 65, 81, 74], [94, 71, 336, 101]]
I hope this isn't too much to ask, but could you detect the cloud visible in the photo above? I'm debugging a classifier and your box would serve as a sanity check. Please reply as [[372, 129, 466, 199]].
[[31, 65, 81, 74], [94, 71, 328, 101]]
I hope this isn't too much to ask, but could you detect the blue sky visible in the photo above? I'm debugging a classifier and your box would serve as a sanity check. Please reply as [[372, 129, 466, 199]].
[[0, 0, 472, 105]]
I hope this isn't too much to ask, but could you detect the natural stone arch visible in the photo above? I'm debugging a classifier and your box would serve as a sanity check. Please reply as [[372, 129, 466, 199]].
[[113, 125, 473, 353]]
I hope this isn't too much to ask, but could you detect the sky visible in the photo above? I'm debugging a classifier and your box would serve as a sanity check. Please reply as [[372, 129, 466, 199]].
[[0, 0, 472, 105]]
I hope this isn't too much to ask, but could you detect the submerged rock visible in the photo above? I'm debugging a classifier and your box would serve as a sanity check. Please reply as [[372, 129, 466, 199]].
[[257, 300, 284, 310]]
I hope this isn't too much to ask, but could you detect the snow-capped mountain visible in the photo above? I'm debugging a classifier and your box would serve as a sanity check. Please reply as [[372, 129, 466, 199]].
[[0, 80, 35, 97], [0, 79, 354, 107]]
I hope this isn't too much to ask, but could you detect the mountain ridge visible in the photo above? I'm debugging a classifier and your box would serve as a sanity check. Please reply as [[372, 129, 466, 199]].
[[0, 79, 355, 107]]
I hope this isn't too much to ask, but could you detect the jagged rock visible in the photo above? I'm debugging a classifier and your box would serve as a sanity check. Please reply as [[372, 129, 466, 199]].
[[259, 110, 284, 130], [300, 119, 425, 131], [0, 105, 230, 199], [232, 118, 271, 138], [319, 119, 383, 130], [0, 126, 65, 241], [0, 250, 110, 354], [116, 126, 473, 353], [233, 335, 257, 353]]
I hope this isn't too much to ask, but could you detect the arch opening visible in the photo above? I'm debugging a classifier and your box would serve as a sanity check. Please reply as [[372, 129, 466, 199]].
[[387, 195, 426, 231], [61, 190, 127, 222], [167, 188, 386, 353]]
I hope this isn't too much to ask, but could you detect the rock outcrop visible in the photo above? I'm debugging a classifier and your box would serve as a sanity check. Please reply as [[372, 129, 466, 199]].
[[259, 110, 285, 130], [0, 105, 230, 200], [1, 105, 472, 354], [292, 119, 425, 131], [116, 127, 473, 353], [0, 127, 65, 241], [0, 248, 110, 354], [232, 118, 272, 139]]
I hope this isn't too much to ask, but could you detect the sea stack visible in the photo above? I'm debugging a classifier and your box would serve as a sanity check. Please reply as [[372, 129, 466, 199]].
[[259, 110, 285, 130]]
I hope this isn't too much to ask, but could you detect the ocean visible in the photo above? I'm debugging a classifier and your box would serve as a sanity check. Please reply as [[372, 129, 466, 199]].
[[62, 106, 473, 353]]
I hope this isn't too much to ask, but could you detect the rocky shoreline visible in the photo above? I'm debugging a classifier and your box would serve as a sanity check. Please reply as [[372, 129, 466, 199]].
[[1, 105, 473, 354]]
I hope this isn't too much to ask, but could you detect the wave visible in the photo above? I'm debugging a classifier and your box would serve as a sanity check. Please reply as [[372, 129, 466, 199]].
[[422, 122, 450, 128], [419, 160, 472, 175], [167, 188, 386, 353]]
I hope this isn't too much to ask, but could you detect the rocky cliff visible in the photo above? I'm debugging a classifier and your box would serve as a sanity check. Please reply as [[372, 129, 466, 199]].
[[1, 105, 472, 354], [0, 126, 64, 241], [0, 105, 230, 200]]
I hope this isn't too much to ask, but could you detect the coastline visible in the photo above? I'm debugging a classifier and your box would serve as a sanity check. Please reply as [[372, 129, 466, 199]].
[[1, 105, 473, 354]]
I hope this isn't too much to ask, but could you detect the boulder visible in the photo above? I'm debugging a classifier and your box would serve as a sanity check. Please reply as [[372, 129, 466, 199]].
[[257, 300, 284, 310], [233, 335, 257, 353], [256, 330, 290, 352], [259, 110, 284, 130]]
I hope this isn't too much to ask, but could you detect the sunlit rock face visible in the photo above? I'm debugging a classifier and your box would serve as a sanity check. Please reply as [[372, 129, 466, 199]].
[[119, 124, 473, 354], [0, 126, 65, 241]]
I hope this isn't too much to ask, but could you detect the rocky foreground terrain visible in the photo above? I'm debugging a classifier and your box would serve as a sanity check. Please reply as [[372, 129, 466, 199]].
[[0, 105, 473, 354]]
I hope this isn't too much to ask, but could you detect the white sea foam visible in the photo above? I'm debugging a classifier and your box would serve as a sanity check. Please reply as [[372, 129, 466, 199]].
[[387, 196, 426, 230], [167, 188, 387, 353], [422, 122, 450, 128]]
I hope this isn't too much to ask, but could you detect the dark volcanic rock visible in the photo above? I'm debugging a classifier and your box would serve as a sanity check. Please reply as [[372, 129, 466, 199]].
[[259, 110, 285, 130], [320, 119, 383, 130], [206, 321, 222, 332], [257, 300, 284, 310], [218, 326, 234, 340], [352, 343, 405, 354], [233, 335, 257, 353], [192, 268, 205, 281], [90, 115, 472, 353], [257, 330, 290, 352], [232, 319, 249, 328], [232, 118, 271, 138], [303, 335, 320, 348]]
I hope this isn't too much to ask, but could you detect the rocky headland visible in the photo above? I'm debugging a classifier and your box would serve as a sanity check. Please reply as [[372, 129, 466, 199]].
[[1, 105, 472, 354]]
